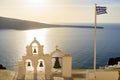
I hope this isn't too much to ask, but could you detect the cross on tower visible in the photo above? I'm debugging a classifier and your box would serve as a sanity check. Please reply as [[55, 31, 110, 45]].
[[34, 37, 36, 40], [56, 45, 58, 50]]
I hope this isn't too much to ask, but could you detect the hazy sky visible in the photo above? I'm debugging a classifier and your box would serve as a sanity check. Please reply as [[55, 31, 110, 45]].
[[0, 0, 120, 23]]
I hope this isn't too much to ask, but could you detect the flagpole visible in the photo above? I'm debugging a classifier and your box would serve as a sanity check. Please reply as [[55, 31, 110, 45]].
[[94, 3, 97, 72]]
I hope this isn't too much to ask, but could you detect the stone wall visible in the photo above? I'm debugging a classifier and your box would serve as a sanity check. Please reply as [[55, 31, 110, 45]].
[[87, 70, 119, 80]]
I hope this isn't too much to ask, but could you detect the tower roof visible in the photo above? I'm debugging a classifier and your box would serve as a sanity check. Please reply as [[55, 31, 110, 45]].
[[50, 46, 65, 57], [30, 37, 41, 46]]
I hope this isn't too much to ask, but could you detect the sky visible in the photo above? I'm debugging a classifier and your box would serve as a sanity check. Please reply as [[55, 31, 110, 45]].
[[0, 0, 120, 23]]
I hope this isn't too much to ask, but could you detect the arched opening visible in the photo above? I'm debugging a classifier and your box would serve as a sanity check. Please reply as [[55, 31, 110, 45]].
[[52, 53, 62, 72], [37, 59, 45, 72], [32, 43, 38, 54], [26, 59, 34, 71]]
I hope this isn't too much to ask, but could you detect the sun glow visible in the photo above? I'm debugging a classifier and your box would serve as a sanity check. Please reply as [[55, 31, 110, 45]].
[[25, 29, 48, 45]]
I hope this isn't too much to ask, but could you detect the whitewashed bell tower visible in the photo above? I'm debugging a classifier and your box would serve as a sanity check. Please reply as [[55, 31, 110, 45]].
[[17, 38, 72, 80]]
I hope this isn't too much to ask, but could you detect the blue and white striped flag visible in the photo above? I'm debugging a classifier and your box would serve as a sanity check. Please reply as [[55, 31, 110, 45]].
[[96, 6, 107, 15]]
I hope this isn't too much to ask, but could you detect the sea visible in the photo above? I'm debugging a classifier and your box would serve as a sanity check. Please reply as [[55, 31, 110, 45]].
[[0, 23, 120, 70]]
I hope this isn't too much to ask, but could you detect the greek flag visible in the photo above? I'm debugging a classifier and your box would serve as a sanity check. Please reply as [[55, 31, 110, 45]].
[[96, 6, 107, 15]]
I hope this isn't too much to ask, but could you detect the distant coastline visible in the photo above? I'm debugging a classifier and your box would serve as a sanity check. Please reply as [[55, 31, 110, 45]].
[[0, 17, 104, 30]]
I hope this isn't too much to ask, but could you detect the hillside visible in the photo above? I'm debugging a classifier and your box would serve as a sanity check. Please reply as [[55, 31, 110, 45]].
[[0, 17, 103, 30], [0, 17, 53, 30]]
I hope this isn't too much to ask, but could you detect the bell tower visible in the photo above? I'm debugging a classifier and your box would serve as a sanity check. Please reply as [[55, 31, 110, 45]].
[[17, 37, 72, 80], [26, 37, 44, 56]]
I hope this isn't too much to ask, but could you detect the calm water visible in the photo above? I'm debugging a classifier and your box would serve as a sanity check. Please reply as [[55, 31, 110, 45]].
[[0, 23, 120, 70]]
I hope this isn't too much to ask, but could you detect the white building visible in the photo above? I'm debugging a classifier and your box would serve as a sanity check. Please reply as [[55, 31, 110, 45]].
[[106, 61, 120, 69]]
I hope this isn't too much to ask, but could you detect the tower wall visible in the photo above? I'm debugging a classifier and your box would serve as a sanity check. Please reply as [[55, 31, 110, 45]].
[[62, 56, 72, 78], [26, 46, 32, 56], [38, 46, 44, 56], [44, 55, 52, 79]]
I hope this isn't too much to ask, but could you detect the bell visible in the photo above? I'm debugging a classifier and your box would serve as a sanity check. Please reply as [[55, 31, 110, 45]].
[[33, 48, 37, 53], [28, 62, 31, 66], [39, 61, 43, 67], [53, 57, 61, 69]]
